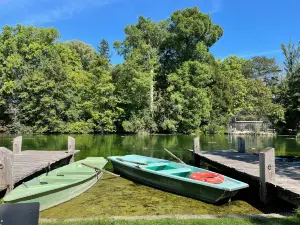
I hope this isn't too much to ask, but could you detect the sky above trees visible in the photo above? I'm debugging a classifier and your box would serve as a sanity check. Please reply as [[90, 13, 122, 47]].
[[0, 0, 299, 64]]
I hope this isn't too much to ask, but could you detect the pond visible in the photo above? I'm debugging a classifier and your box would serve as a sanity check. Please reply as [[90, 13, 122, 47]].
[[1, 134, 300, 160], [0, 134, 298, 219]]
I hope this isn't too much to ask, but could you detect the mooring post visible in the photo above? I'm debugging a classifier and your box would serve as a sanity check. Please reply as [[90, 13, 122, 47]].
[[259, 147, 275, 204], [13, 136, 22, 154], [0, 147, 14, 194], [193, 137, 200, 154], [237, 137, 246, 153], [68, 136, 75, 163], [193, 137, 200, 165]]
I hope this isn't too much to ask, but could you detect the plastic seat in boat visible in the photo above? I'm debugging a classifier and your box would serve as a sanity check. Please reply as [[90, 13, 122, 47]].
[[145, 162, 169, 167], [159, 168, 191, 174], [39, 176, 82, 184], [55, 170, 93, 176]]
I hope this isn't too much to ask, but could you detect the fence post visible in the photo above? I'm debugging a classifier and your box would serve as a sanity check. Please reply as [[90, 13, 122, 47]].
[[259, 147, 275, 204], [237, 137, 246, 153], [0, 147, 14, 194], [13, 136, 22, 154], [68, 136, 75, 163]]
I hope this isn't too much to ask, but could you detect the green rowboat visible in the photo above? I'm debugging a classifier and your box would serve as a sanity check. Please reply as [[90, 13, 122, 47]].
[[3, 157, 107, 211], [108, 155, 248, 203]]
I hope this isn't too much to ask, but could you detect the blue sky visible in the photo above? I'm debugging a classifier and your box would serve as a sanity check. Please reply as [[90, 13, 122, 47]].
[[0, 0, 299, 64]]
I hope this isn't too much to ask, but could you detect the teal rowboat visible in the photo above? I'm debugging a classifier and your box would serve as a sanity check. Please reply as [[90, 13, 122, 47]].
[[108, 155, 248, 203], [4, 157, 107, 211]]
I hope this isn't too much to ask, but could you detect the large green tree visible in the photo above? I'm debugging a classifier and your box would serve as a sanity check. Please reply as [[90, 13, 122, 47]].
[[113, 16, 167, 132], [64, 40, 96, 70], [163, 61, 213, 133], [280, 40, 300, 129], [243, 56, 281, 87], [160, 7, 223, 76]]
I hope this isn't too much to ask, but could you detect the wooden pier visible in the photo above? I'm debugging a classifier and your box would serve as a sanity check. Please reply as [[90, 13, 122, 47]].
[[192, 137, 300, 206], [0, 136, 79, 195]]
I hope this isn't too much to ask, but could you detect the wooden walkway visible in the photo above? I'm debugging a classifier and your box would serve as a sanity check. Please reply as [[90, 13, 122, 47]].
[[0, 136, 79, 194], [13, 150, 78, 189], [195, 150, 300, 206]]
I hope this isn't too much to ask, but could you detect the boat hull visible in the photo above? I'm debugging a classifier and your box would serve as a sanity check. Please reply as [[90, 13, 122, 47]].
[[4, 157, 107, 211], [111, 161, 237, 203], [7, 173, 102, 211]]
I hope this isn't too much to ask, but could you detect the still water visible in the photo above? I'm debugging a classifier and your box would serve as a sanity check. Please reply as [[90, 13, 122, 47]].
[[1, 134, 299, 161]]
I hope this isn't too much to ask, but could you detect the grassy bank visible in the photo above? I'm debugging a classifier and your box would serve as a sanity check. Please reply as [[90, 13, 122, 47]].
[[40, 175, 260, 219], [41, 218, 299, 225]]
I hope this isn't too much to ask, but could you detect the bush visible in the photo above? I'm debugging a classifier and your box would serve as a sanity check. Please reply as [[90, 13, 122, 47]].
[[122, 111, 157, 134], [294, 207, 300, 220], [62, 122, 95, 134], [8, 122, 34, 134]]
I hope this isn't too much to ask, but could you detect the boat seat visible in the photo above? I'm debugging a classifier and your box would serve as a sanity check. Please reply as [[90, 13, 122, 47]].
[[145, 162, 169, 167], [159, 168, 191, 174], [39, 176, 82, 184], [56, 170, 93, 176]]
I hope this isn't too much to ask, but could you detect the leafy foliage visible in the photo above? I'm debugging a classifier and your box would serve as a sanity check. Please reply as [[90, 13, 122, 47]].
[[0, 25, 119, 133], [0, 7, 289, 134], [279, 40, 300, 129]]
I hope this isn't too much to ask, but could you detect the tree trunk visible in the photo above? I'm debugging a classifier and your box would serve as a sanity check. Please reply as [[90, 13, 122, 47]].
[[150, 69, 154, 116]]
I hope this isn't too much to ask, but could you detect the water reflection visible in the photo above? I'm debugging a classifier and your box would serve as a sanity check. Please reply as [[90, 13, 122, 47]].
[[0, 134, 300, 161]]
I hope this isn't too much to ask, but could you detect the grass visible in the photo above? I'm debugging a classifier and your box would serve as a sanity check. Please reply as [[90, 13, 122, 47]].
[[40, 175, 260, 219], [40, 218, 299, 225]]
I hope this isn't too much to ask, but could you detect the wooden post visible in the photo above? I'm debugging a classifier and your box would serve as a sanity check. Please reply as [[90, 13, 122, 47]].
[[193, 137, 200, 165], [237, 137, 246, 153], [259, 147, 275, 204], [13, 136, 22, 154], [68, 136, 75, 163], [0, 147, 14, 194], [193, 137, 200, 154]]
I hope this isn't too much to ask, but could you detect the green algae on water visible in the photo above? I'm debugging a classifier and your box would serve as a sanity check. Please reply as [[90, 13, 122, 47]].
[[40, 175, 261, 219]]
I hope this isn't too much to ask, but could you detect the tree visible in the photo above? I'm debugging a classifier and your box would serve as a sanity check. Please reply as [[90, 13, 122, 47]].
[[162, 61, 213, 133], [0, 25, 61, 131], [112, 48, 157, 133], [0, 25, 120, 133], [208, 56, 283, 132], [98, 39, 110, 61], [18, 44, 75, 132], [208, 57, 248, 132], [160, 7, 223, 76], [86, 48, 120, 133], [114, 16, 167, 132], [243, 56, 281, 87], [280, 40, 300, 129], [64, 40, 96, 70]]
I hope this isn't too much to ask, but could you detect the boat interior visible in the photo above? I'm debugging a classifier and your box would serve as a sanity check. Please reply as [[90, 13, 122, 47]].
[[144, 162, 193, 178], [21, 160, 102, 187]]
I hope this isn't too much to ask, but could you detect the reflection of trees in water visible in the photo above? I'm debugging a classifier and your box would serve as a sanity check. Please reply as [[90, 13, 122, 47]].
[[229, 135, 289, 155], [1, 134, 300, 160]]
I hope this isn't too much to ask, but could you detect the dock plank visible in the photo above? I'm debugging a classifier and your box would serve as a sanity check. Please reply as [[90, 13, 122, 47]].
[[0, 150, 78, 192], [197, 150, 300, 205]]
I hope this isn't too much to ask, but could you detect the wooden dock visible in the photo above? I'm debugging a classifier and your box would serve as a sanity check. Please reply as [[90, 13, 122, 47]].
[[0, 136, 79, 194], [192, 137, 300, 206]]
